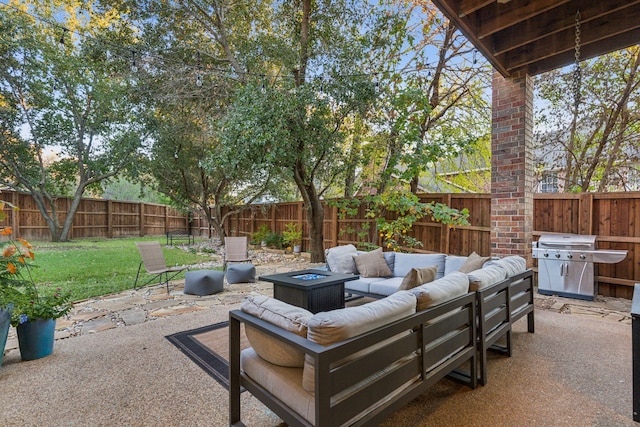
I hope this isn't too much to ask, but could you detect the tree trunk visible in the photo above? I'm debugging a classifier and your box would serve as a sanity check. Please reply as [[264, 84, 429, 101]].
[[306, 195, 325, 263], [57, 187, 86, 242], [30, 192, 62, 242]]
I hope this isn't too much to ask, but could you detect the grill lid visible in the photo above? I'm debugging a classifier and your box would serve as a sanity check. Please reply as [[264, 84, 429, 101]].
[[537, 234, 596, 249]]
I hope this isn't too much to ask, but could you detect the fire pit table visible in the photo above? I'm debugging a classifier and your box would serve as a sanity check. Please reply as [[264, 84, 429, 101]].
[[259, 269, 359, 313]]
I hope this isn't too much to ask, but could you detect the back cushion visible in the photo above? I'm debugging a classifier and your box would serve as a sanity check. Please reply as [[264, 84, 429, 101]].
[[302, 291, 417, 393], [325, 244, 358, 274], [444, 255, 468, 276], [394, 253, 447, 279], [241, 295, 313, 367], [485, 255, 527, 277], [467, 265, 508, 291], [410, 271, 470, 311]]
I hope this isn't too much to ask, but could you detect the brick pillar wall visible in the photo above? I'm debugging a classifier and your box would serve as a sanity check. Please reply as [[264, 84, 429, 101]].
[[491, 70, 534, 262]]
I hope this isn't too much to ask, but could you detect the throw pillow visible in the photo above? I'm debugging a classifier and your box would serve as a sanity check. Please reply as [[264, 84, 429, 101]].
[[398, 265, 439, 290], [325, 244, 358, 274], [241, 295, 313, 367], [457, 251, 491, 274], [353, 248, 393, 278]]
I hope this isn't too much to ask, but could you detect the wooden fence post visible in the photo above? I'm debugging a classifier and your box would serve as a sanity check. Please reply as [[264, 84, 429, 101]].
[[139, 203, 145, 237], [107, 199, 113, 238], [11, 191, 19, 237], [579, 193, 594, 235], [440, 194, 452, 254], [330, 203, 338, 248]]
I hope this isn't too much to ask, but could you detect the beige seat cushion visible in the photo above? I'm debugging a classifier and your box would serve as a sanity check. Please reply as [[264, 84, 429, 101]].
[[353, 248, 392, 278], [241, 295, 313, 367], [241, 348, 315, 423], [398, 265, 438, 290], [410, 271, 470, 311], [467, 265, 508, 291], [302, 291, 417, 393], [457, 251, 491, 274], [325, 244, 358, 274]]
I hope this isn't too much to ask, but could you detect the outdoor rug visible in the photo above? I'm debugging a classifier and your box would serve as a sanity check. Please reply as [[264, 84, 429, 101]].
[[165, 321, 249, 390]]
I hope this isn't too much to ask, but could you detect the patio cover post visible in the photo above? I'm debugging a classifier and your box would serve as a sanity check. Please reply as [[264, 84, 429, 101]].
[[490, 70, 534, 262]]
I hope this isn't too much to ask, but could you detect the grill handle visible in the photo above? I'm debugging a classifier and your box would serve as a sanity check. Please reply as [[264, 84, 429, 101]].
[[539, 242, 593, 249]]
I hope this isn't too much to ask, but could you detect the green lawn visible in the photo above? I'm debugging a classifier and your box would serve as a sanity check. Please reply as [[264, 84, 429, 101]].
[[27, 237, 214, 302]]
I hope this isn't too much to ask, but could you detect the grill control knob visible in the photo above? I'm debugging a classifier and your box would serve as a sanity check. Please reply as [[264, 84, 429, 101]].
[[580, 253, 586, 260], [555, 253, 561, 258], [543, 252, 549, 257], [566, 253, 573, 259]]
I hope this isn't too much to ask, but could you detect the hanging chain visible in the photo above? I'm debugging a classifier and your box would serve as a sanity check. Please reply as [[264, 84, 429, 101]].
[[572, 10, 582, 109]]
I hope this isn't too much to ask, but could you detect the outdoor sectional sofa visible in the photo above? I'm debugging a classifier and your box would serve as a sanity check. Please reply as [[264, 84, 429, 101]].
[[229, 246, 534, 426]]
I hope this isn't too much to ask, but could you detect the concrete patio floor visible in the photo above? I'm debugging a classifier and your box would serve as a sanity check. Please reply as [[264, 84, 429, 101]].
[[0, 258, 636, 426]]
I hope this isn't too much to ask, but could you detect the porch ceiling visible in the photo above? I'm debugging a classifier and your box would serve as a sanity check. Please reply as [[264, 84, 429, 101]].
[[431, 0, 640, 77]]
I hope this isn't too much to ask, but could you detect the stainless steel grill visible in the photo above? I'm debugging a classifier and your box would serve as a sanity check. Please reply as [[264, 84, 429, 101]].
[[532, 234, 627, 301]]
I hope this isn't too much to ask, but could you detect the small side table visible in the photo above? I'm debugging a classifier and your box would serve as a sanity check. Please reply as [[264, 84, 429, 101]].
[[184, 270, 224, 295]]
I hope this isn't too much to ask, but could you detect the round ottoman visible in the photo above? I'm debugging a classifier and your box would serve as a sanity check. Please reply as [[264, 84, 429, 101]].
[[184, 270, 224, 296], [226, 263, 256, 284]]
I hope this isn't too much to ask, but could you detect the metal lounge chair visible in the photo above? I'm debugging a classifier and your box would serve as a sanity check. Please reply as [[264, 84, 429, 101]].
[[134, 241, 188, 292], [224, 236, 252, 271]]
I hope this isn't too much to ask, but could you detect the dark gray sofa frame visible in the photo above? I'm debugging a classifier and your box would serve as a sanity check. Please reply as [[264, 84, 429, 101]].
[[345, 269, 535, 386], [475, 269, 534, 385], [229, 292, 477, 427]]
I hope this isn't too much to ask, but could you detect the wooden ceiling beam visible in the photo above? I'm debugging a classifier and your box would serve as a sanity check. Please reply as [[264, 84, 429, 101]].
[[501, 7, 640, 72], [432, 0, 640, 77], [457, 0, 493, 18], [432, 0, 512, 76], [517, 28, 640, 75], [477, 0, 570, 39], [493, 0, 640, 55]]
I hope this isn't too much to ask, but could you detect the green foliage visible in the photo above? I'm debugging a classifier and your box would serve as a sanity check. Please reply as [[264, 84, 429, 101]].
[[329, 191, 470, 252], [534, 47, 640, 192], [363, 2, 491, 194], [282, 223, 302, 247], [264, 232, 284, 250], [251, 225, 271, 245], [20, 237, 211, 302], [0, 4, 144, 241], [0, 201, 72, 326]]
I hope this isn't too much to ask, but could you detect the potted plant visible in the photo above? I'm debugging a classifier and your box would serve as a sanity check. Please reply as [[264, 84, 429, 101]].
[[0, 200, 20, 366], [0, 201, 72, 361], [251, 225, 271, 248], [282, 222, 303, 254]]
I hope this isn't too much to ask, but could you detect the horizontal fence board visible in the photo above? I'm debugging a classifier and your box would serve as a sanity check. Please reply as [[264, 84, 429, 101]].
[[3, 189, 640, 298]]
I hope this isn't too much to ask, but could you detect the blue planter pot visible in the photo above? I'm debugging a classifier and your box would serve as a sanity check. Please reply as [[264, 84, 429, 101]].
[[16, 318, 55, 361], [0, 307, 11, 366]]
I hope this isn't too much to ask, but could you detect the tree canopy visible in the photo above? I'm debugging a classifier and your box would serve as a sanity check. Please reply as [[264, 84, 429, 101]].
[[0, 0, 144, 241]]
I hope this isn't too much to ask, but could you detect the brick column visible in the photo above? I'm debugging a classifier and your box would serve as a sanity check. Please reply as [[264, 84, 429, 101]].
[[491, 70, 534, 262]]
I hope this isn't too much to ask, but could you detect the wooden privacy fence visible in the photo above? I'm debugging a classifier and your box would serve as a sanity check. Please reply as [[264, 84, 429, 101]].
[[223, 192, 640, 299], [0, 190, 192, 241], [2, 189, 640, 298]]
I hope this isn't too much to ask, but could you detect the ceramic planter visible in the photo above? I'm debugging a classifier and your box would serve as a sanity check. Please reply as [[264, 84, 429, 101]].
[[16, 318, 55, 361], [0, 307, 11, 366]]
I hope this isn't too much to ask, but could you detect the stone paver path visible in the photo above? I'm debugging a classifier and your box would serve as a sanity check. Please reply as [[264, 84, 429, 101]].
[[4, 255, 319, 352]]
